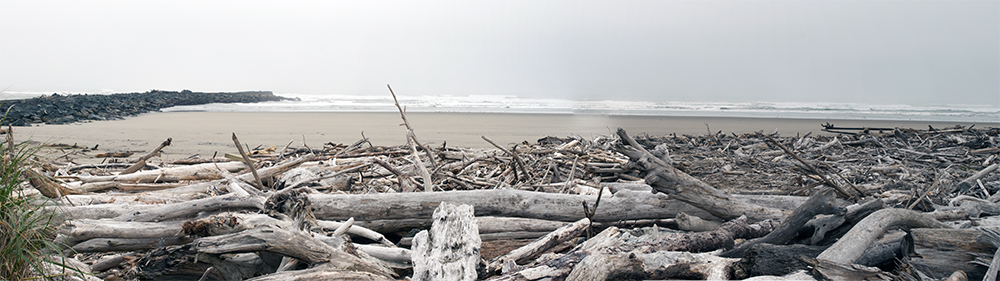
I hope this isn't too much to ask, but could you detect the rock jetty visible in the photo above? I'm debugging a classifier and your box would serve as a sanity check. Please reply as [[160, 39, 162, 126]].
[[0, 90, 290, 126]]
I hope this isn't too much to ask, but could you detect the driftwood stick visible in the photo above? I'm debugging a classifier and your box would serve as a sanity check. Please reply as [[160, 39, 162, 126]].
[[232, 133, 265, 189], [482, 135, 531, 183], [956, 163, 999, 192], [388, 84, 438, 168], [816, 208, 948, 264], [121, 137, 171, 175], [765, 135, 856, 201], [409, 130, 434, 192]]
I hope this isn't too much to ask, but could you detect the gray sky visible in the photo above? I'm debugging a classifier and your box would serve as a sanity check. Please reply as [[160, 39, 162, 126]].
[[1, 0, 997, 106]]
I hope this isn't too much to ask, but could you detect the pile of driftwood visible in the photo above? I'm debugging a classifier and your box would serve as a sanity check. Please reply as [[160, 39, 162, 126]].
[[18, 122, 1000, 280]]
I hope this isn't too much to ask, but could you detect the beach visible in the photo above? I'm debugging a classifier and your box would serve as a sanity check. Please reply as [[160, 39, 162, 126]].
[[11, 111, 992, 162]]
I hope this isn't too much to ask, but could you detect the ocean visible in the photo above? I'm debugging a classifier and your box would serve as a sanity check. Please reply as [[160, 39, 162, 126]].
[[4, 92, 998, 123]]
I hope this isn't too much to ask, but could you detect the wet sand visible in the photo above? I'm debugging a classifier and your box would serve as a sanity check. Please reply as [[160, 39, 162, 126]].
[[12, 111, 993, 162]]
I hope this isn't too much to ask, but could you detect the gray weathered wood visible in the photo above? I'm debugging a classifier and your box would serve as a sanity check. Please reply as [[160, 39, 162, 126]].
[[817, 208, 948, 264], [411, 202, 480, 281]]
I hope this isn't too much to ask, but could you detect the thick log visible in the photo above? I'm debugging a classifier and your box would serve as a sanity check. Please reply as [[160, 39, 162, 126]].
[[616, 128, 787, 221], [816, 208, 948, 264], [909, 228, 994, 281], [53, 193, 264, 222], [60, 219, 184, 245], [246, 265, 396, 281], [309, 188, 718, 223], [411, 202, 481, 281]]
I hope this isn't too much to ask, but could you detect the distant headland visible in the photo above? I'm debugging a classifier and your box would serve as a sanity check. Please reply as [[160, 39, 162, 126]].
[[0, 90, 292, 126]]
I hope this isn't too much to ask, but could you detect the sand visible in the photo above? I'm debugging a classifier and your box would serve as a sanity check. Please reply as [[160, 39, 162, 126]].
[[11, 111, 993, 163]]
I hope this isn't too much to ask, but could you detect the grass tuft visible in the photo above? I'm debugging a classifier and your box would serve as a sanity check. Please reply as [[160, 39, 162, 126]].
[[0, 117, 78, 280]]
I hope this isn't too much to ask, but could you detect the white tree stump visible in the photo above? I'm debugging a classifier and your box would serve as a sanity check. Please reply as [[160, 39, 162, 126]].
[[411, 202, 481, 281]]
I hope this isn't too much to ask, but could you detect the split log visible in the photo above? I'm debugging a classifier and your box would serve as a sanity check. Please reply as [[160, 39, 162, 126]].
[[411, 202, 480, 281], [816, 208, 948, 264], [309, 188, 720, 223], [616, 128, 787, 221]]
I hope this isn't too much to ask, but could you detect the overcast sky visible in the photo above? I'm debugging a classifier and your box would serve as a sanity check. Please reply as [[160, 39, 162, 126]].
[[1, 1, 997, 106]]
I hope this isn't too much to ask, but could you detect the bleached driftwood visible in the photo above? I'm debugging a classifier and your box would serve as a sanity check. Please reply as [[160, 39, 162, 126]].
[[488, 217, 590, 272], [616, 128, 787, 221], [816, 208, 948, 264], [69, 161, 248, 183], [309, 189, 718, 223], [411, 202, 480, 281]]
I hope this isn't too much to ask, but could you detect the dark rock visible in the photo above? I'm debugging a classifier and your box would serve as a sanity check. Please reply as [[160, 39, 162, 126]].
[[0, 90, 290, 126]]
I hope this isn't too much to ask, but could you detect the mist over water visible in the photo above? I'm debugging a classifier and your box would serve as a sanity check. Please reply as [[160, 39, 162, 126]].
[[157, 94, 999, 123]]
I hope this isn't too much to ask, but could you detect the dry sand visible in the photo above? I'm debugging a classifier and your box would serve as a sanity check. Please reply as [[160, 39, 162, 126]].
[[11, 111, 992, 163]]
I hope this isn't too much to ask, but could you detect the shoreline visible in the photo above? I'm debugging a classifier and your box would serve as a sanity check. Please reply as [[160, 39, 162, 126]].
[[13, 111, 996, 163]]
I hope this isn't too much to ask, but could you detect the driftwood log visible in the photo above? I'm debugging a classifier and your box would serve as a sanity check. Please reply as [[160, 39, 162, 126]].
[[616, 128, 787, 221]]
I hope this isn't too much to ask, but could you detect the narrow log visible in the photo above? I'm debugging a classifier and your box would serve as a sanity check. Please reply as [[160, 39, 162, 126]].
[[120, 137, 171, 175]]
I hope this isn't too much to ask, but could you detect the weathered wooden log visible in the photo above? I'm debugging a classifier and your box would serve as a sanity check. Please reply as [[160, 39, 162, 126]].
[[614, 215, 779, 254], [60, 219, 184, 245], [955, 163, 999, 192], [909, 228, 994, 280], [309, 188, 720, 223], [411, 202, 480, 281], [802, 257, 893, 281], [69, 161, 248, 183], [25, 168, 81, 198], [816, 208, 948, 264], [193, 226, 395, 277], [245, 266, 396, 281], [616, 128, 787, 221], [53, 193, 264, 222], [489, 218, 589, 272], [723, 187, 843, 257]]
